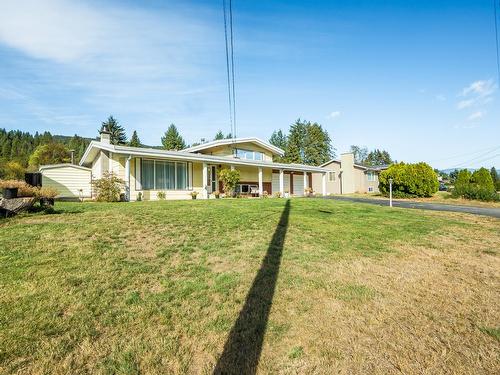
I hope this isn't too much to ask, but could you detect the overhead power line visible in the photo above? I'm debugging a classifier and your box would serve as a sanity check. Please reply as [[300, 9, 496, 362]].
[[448, 146, 500, 169], [222, 0, 233, 138], [222, 0, 237, 139], [495, 0, 500, 86]]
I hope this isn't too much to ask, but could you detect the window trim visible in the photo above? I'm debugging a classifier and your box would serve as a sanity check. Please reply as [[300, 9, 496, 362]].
[[139, 158, 192, 191], [367, 171, 375, 182], [328, 171, 335, 182]]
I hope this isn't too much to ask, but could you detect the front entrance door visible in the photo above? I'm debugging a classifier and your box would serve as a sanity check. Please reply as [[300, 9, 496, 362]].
[[207, 165, 217, 193]]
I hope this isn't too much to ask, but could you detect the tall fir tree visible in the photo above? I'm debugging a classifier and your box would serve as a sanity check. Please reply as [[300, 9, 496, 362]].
[[303, 122, 333, 165], [101, 116, 127, 145], [490, 167, 498, 189], [285, 119, 307, 164], [365, 149, 392, 166], [214, 130, 225, 140], [269, 129, 288, 162], [161, 124, 186, 150], [128, 130, 141, 147]]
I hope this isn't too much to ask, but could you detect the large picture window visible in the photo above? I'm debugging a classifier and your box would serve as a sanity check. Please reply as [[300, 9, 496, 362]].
[[141, 159, 189, 190]]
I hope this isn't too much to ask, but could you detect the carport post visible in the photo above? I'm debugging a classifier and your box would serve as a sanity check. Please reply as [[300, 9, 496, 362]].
[[258, 167, 263, 196], [125, 155, 131, 201], [303, 172, 308, 191], [279, 169, 284, 196], [322, 173, 327, 196], [389, 178, 393, 207]]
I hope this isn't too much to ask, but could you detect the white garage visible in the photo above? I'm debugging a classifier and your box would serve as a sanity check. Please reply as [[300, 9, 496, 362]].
[[39, 164, 92, 199]]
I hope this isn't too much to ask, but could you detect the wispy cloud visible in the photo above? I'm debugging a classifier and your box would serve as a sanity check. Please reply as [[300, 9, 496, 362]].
[[0, 0, 222, 139], [327, 111, 341, 119], [435, 94, 446, 101], [456, 79, 496, 110], [467, 111, 484, 121]]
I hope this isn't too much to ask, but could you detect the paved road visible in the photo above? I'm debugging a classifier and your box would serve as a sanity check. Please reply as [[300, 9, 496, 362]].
[[321, 196, 500, 219]]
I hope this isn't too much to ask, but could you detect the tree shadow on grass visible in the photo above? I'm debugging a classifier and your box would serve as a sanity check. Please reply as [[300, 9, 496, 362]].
[[213, 200, 291, 375]]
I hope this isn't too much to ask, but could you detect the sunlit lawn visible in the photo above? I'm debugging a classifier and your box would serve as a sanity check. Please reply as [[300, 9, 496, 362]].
[[0, 198, 498, 374]]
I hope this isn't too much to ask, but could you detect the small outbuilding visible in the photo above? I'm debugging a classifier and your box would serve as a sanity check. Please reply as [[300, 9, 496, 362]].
[[39, 164, 92, 199]]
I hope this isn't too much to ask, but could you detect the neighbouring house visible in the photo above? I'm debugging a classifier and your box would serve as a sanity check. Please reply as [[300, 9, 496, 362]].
[[39, 164, 92, 199], [312, 152, 387, 194], [74, 126, 329, 200]]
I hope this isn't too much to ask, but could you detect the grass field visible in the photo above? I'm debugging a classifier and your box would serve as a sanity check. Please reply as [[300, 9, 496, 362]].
[[1, 198, 499, 374]]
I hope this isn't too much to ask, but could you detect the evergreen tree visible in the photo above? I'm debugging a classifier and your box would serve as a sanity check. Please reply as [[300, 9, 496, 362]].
[[285, 119, 307, 164], [101, 116, 127, 145], [350, 145, 368, 164], [214, 130, 225, 140], [365, 149, 392, 166], [303, 122, 333, 165], [161, 124, 186, 150], [225, 133, 233, 139], [490, 167, 499, 189], [269, 130, 288, 162], [128, 130, 141, 147]]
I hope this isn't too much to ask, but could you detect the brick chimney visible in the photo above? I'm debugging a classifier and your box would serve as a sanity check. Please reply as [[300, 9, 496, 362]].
[[100, 124, 111, 144]]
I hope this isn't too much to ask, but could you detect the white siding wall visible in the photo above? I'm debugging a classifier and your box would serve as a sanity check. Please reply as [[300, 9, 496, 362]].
[[41, 166, 92, 198]]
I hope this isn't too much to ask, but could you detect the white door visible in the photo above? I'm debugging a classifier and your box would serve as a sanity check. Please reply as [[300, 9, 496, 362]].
[[272, 173, 280, 194], [272, 173, 290, 194], [293, 174, 304, 196]]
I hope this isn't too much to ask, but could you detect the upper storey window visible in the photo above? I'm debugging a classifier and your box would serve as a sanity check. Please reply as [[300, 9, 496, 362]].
[[234, 148, 263, 161]]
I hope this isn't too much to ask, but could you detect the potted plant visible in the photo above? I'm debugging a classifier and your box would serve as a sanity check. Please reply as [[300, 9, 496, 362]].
[[262, 190, 269, 198], [157, 191, 166, 200], [304, 187, 313, 197], [37, 187, 58, 207], [190, 191, 199, 200], [284, 190, 290, 198], [0, 180, 36, 199], [213, 190, 220, 199]]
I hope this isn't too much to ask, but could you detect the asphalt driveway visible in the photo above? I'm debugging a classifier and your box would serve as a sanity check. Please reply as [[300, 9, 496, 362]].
[[320, 196, 500, 219]]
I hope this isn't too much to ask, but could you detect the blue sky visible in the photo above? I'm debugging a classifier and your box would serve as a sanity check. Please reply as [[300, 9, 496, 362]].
[[0, 0, 499, 169]]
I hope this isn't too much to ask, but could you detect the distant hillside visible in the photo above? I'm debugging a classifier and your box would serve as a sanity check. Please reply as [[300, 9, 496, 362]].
[[440, 168, 477, 174]]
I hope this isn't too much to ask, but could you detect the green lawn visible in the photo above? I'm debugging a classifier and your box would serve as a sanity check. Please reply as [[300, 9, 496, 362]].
[[1, 198, 499, 374]]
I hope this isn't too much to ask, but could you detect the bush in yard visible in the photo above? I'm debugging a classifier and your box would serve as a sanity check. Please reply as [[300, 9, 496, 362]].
[[218, 168, 240, 197], [471, 168, 495, 191], [451, 168, 499, 201], [379, 162, 438, 198], [92, 172, 125, 202]]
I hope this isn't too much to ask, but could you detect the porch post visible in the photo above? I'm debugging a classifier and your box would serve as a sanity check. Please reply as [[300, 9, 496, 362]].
[[303, 172, 308, 190], [279, 169, 284, 196], [230, 165, 235, 171], [125, 155, 131, 201], [258, 167, 263, 196], [202, 163, 208, 199], [322, 172, 327, 196]]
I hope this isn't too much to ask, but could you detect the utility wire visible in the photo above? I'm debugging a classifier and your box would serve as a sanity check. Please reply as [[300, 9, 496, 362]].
[[229, 0, 237, 139], [448, 146, 500, 169], [494, 0, 500, 86], [427, 145, 500, 163], [222, 0, 234, 139]]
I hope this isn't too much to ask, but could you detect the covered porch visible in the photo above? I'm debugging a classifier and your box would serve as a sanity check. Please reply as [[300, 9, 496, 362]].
[[121, 156, 327, 200]]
